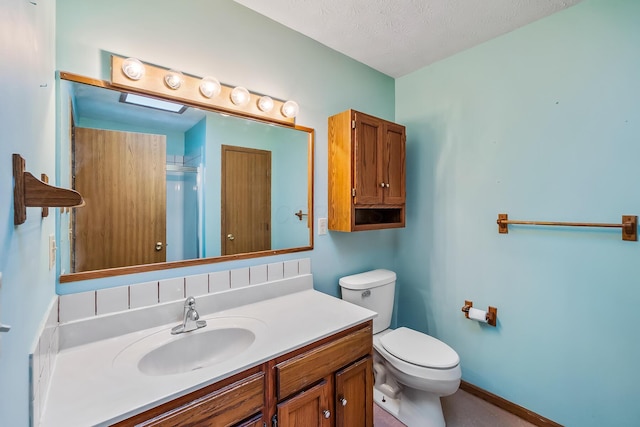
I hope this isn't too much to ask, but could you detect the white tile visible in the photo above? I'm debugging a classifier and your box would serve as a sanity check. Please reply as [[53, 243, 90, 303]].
[[32, 382, 40, 427], [58, 291, 95, 323], [230, 268, 250, 288], [39, 331, 50, 377], [209, 271, 230, 293], [298, 258, 311, 274], [51, 326, 59, 357], [249, 265, 268, 285], [46, 303, 58, 328], [159, 277, 185, 302], [30, 345, 39, 396], [129, 281, 158, 309], [267, 263, 284, 281], [96, 286, 129, 315], [40, 355, 50, 410], [185, 274, 208, 297], [283, 260, 299, 278]]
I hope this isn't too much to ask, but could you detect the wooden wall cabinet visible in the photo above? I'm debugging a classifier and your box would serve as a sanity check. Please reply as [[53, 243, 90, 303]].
[[113, 322, 373, 427], [328, 110, 406, 231]]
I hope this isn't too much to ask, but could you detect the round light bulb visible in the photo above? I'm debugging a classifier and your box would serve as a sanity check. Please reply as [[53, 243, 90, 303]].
[[281, 100, 299, 118], [199, 76, 221, 98], [230, 86, 250, 106], [121, 57, 145, 81], [164, 70, 184, 90], [257, 96, 274, 113]]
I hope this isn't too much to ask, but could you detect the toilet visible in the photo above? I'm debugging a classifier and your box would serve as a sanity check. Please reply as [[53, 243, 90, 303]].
[[339, 269, 461, 427]]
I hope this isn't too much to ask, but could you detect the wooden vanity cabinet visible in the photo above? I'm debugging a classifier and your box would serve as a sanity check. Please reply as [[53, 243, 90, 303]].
[[112, 321, 373, 427], [328, 109, 406, 231], [273, 322, 374, 427]]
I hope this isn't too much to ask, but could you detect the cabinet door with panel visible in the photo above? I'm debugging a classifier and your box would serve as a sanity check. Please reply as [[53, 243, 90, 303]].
[[353, 113, 384, 205], [381, 121, 406, 206], [335, 357, 373, 427], [328, 109, 406, 231], [276, 380, 333, 427]]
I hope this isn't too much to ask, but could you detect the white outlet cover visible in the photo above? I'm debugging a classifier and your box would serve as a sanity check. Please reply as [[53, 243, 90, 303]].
[[318, 218, 328, 235], [49, 234, 56, 270]]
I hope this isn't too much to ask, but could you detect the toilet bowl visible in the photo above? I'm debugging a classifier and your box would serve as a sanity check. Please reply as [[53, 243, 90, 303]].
[[339, 270, 461, 427]]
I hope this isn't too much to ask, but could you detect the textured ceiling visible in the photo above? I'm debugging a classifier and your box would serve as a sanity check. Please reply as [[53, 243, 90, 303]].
[[234, 0, 582, 78]]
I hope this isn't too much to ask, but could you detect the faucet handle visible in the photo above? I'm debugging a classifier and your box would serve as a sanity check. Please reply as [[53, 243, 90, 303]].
[[185, 296, 196, 308]]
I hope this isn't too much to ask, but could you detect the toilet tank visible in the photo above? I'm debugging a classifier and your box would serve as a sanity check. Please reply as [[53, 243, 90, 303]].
[[339, 269, 396, 334]]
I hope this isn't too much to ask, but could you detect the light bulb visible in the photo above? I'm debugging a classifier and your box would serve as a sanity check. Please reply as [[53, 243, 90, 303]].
[[281, 100, 299, 118], [199, 76, 221, 98], [164, 70, 184, 90], [121, 58, 145, 81], [230, 86, 250, 106], [257, 96, 274, 113]]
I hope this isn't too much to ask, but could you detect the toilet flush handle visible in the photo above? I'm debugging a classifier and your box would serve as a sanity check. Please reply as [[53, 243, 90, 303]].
[[361, 290, 371, 298]]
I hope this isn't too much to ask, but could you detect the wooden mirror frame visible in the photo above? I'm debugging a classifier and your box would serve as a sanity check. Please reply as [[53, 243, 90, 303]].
[[58, 72, 314, 283]]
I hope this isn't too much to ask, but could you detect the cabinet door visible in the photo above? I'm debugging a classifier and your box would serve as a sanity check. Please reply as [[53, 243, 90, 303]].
[[335, 357, 373, 427], [353, 113, 384, 205], [277, 380, 332, 427], [382, 122, 406, 205]]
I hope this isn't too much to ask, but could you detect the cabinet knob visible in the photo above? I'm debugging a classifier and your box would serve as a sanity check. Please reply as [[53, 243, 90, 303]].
[[385, 183, 390, 188], [380, 182, 385, 188], [340, 397, 348, 406], [323, 409, 331, 419]]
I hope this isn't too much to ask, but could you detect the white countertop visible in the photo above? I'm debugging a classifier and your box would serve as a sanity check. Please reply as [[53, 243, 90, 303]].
[[41, 276, 376, 427]]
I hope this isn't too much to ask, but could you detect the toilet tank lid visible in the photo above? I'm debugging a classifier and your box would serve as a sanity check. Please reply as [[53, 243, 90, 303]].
[[339, 269, 396, 290]]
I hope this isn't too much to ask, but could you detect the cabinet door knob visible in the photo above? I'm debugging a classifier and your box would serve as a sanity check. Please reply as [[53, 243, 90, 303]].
[[380, 182, 385, 188], [323, 409, 331, 419], [385, 183, 390, 188], [340, 397, 348, 406]]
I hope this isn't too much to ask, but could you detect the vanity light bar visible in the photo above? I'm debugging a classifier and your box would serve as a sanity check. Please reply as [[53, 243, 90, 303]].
[[111, 55, 297, 126]]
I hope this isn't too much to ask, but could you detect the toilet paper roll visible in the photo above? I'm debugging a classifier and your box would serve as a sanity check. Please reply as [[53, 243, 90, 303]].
[[468, 307, 488, 323]]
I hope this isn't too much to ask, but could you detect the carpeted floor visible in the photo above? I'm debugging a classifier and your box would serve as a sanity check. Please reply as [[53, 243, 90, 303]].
[[373, 389, 538, 427]]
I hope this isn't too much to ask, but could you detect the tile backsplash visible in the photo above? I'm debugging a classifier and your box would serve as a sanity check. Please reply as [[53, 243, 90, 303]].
[[57, 258, 312, 324], [29, 300, 59, 427]]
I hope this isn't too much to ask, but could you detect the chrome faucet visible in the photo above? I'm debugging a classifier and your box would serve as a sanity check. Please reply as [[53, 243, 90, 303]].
[[171, 296, 207, 335]]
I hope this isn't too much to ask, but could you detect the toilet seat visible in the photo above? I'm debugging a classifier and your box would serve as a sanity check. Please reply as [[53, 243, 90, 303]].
[[379, 327, 459, 369]]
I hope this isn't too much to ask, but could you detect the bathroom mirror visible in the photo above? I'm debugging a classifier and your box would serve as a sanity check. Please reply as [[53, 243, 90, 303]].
[[58, 74, 313, 283]]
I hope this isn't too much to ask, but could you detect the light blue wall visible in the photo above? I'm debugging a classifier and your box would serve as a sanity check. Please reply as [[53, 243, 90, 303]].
[[0, 1, 58, 426], [74, 117, 185, 155], [55, 0, 398, 296], [202, 113, 309, 256], [0, 1, 395, 424], [395, 0, 640, 425]]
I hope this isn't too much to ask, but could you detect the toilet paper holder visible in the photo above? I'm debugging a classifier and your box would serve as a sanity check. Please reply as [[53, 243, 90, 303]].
[[461, 300, 497, 327]]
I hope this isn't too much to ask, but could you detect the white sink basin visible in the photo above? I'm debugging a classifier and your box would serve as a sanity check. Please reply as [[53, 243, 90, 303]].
[[113, 316, 267, 376]]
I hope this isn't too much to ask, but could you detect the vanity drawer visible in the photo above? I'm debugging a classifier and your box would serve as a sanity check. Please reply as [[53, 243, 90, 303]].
[[276, 325, 372, 399], [121, 372, 264, 427]]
